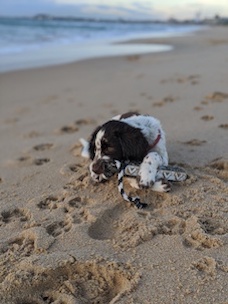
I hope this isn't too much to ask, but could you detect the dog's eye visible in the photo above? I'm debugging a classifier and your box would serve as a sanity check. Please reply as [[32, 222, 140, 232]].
[[102, 142, 109, 150], [101, 141, 115, 154], [101, 138, 108, 148]]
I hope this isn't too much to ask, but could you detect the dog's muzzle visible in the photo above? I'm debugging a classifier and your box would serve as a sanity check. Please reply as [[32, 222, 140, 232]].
[[90, 158, 121, 182]]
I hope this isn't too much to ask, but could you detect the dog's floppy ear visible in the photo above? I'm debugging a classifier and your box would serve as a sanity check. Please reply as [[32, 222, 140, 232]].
[[115, 123, 149, 161], [88, 125, 101, 160]]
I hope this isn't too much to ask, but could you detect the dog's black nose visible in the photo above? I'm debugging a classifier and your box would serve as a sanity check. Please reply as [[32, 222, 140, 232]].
[[92, 160, 104, 174]]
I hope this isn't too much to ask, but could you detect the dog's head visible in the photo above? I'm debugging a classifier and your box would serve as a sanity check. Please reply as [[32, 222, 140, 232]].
[[88, 120, 149, 182]]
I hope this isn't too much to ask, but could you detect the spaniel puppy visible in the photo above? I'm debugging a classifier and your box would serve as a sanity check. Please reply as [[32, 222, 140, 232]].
[[86, 112, 170, 192]]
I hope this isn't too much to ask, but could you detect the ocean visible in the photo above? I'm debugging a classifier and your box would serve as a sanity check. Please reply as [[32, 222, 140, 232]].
[[0, 17, 201, 72]]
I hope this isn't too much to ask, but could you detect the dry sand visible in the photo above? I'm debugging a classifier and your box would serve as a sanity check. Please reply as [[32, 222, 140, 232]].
[[0, 26, 227, 304]]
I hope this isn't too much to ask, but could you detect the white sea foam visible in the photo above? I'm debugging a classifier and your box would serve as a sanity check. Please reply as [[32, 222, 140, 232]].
[[0, 17, 202, 72]]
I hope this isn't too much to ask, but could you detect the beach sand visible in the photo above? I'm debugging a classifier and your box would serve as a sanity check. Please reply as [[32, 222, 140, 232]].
[[0, 26, 227, 303]]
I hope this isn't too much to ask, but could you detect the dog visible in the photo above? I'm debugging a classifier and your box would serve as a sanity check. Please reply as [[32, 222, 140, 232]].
[[83, 112, 170, 193]]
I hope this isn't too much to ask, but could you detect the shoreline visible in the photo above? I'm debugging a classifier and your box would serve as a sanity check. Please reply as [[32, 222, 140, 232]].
[[0, 26, 227, 303], [0, 41, 173, 73], [0, 25, 202, 73]]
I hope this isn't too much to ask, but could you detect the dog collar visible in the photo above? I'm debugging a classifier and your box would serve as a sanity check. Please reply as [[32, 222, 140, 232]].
[[149, 129, 161, 150]]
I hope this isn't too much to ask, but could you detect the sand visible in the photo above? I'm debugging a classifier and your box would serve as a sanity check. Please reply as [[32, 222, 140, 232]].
[[0, 26, 227, 304]]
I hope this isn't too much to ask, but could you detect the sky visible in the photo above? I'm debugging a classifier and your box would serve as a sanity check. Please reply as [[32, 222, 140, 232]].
[[1, 0, 228, 20]]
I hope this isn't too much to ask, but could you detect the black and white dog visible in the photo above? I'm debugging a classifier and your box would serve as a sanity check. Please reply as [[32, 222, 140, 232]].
[[82, 112, 170, 193]]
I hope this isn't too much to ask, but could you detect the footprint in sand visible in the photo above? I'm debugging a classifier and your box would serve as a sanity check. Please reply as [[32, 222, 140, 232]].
[[67, 196, 83, 207], [139, 92, 153, 101], [58, 118, 96, 135], [177, 74, 200, 85], [202, 99, 211, 105], [64, 196, 93, 224], [36, 196, 74, 237], [205, 91, 228, 102], [0, 227, 55, 257], [201, 115, 214, 121], [13, 155, 50, 166], [161, 74, 200, 85], [33, 158, 50, 166], [192, 257, 217, 277], [192, 256, 228, 278], [153, 95, 178, 107], [33, 143, 53, 151], [23, 130, 42, 139], [37, 196, 59, 210], [0, 256, 137, 304], [58, 125, 79, 134], [75, 118, 97, 126], [193, 106, 204, 111], [36, 194, 90, 235], [0, 207, 30, 226], [60, 163, 89, 189], [218, 123, 228, 129], [4, 117, 19, 124], [46, 216, 73, 237], [208, 158, 228, 173], [198, 217, 227, 235], [35, 195, 74, 236], [4, 236, 35, 256], [60, 163, 83, 176], [181, 139, 207, 146], [183, 215, 224, 250], [16, 155, 31, 163], [194, 92, 228, 111]]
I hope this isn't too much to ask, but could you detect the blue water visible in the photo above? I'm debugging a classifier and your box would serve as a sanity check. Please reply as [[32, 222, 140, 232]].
[[0, 17, 201, 72]]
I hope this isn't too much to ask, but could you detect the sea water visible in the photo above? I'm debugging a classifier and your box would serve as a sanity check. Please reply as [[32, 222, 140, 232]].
[[0, 17, 201, 72]]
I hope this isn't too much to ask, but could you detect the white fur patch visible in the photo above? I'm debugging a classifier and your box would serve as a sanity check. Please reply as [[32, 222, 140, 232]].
[[138, 152, 163, 188], [95, 129, 105, 159]]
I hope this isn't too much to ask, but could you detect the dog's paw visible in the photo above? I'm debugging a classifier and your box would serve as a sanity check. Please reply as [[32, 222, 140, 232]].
[[152, 179, 171, 193], [137, 176, 154, 189], [137, 161, 158, 188]]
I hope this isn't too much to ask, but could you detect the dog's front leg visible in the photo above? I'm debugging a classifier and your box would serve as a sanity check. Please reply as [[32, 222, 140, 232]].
[[138, 152, 162, 188], [137, 152, 171, 192]]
